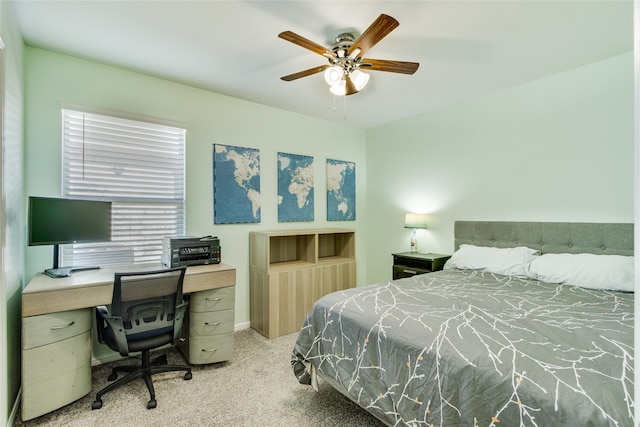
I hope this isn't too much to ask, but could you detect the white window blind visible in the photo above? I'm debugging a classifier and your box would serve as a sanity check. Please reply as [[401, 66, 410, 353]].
[[61, 109, 186, 267]]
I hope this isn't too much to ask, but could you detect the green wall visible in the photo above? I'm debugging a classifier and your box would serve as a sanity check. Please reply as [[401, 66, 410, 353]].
[[1, 0, 25, 423], [365, 52, 634, 283], [24, 47, 367, 332]]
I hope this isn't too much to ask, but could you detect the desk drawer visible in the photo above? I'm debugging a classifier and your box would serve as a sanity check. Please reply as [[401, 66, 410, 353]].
[[23, 331, 92, 383], [22, 331, 92, 420], [22, 309, 92, 350], [189, 286, 235, 312], [187, 309, 234, 336], [178, 333, 234, 364]]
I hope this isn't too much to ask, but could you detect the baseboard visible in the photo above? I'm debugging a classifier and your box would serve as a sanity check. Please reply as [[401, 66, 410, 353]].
[[234, 321, 250, 331], [8, 386, 20, 426], [91, 352, 125, 366]]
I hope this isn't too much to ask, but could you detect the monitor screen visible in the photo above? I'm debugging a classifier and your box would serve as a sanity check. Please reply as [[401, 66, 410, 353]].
[[28, 196, 112, 246]]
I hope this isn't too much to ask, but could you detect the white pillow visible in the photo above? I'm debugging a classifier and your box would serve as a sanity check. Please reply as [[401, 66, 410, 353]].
[[444, 244, 540, 277], [526, 253, 634, 292]]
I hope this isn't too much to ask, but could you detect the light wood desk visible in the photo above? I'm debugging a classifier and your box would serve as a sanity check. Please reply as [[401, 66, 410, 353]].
[[21, 263, 236, 421]]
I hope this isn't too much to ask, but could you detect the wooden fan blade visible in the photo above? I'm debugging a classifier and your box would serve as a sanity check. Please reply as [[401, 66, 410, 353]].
[[281, 65, 329, 81], [359, 58, 419, 74], [278, 31, 335, 58], [348, 14, 399, 58]]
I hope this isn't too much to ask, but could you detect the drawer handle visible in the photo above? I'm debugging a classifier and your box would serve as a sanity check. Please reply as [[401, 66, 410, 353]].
[[403, 269, 417, 274], [205, 297, 222, 302], [204, 322, 221, 327], [50, 321, 75, 330], [202, 348, 218, 353]]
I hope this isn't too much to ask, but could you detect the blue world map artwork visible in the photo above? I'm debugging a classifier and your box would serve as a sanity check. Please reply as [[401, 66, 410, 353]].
[[277, 152, 314, 222], [326, 159, 356, 221], [213, 144, 260, 224]]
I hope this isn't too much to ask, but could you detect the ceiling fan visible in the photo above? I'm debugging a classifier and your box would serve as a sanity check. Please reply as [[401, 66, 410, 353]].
[[279, 14, 419, 96]]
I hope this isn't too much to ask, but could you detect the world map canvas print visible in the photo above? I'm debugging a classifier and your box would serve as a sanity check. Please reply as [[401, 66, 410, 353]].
[[277, 152, 314, 222], [326, 159, 355, 221], [213, 144, 261, 224]]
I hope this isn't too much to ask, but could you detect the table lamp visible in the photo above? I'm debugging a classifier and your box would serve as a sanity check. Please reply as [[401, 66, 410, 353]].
[[404, 213, 428, 253]]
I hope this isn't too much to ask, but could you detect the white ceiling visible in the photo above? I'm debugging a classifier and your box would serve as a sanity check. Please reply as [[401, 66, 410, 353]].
[[10, 1, 633, 129]]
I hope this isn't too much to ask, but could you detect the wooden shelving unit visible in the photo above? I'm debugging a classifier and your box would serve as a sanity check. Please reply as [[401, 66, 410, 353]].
[[249, 229, 356, 338]]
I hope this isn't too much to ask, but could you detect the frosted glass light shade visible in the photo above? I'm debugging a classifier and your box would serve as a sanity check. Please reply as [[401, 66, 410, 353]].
[[350, 69, 370, 91], [324, 66, 344, 86], [329, 80, 347, 96], [404, 213, 428, 229]]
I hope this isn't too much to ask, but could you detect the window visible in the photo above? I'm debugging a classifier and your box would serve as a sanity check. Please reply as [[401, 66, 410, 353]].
[[61, 109, 185, 266]]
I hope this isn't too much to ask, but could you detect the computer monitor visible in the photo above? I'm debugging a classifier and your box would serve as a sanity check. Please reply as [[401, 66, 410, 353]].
[[28, 196, 112, 278]]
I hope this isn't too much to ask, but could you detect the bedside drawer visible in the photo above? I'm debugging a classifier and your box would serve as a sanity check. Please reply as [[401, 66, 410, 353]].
[[393, 265, 431, 279], [187, 309, 234, 336], [392, 253, 451, 280], [189, 286, 235, 312], [22, 309, 92, 350]]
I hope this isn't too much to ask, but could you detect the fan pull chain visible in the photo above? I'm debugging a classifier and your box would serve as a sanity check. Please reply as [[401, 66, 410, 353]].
[[331, 94, 347, 120], [343, 94, 347, 120]]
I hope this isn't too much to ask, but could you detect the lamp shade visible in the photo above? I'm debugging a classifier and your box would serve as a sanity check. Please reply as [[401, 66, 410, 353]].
[[329, 80, 347, 96], [404, 213, 428, 229], [350, 69, 370, 91], [324, 66, 344, 86]]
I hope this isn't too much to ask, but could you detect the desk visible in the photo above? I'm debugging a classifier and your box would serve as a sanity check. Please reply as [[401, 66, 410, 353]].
[[21, 263, 236, 421]]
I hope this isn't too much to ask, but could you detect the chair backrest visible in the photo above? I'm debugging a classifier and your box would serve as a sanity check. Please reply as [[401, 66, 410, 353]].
[[111, 266, 187, 344]]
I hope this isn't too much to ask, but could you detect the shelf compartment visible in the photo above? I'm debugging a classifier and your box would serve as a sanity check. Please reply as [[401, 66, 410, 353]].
[[269, 234, 315, 265], [318, 231, 355, 259]]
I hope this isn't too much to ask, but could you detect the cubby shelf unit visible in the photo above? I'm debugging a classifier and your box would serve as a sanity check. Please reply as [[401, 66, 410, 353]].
[[249, 229, 356, 338]]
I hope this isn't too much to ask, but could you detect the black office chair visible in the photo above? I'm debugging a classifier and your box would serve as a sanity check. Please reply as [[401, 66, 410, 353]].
[[92, 266, 192, 410]]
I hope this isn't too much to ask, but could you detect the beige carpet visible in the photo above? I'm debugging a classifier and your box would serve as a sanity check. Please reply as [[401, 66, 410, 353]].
[[15, 328, 385, 426]]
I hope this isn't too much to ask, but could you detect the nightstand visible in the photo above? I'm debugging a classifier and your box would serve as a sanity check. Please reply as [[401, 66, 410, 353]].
[[392, 252, 451, 279]]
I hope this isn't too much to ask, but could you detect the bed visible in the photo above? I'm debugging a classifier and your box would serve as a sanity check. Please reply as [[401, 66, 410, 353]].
[[291, 221, 634, 427]]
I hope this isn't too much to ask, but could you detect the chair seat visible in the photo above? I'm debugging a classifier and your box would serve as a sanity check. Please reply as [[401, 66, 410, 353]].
[[103, 327, 174, 354]]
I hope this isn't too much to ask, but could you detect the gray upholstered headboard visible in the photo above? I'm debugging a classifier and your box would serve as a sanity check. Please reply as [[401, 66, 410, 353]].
[[454, 221, 633, 256]]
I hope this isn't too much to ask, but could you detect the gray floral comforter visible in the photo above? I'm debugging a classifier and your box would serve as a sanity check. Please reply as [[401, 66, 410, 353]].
[[292, 270, 634, 427]]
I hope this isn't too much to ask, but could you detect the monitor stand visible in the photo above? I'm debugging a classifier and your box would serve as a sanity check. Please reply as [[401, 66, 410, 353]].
[[44, 266, 101, 278], [45, 244, 100, 278]]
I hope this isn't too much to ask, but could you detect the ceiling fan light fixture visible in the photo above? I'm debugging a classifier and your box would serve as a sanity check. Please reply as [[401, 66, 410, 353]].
[[324, 66, 344, 86], [329, 80, 347, 96], [279, 14, 419, 101], [350, 69, 370, 91]]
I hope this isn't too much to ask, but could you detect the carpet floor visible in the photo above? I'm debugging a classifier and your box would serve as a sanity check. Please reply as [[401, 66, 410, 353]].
[[15, 328, 385, 426]]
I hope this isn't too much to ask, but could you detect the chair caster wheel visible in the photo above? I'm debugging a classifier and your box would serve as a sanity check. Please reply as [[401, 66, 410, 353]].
[[92, 400, 103, 410], [184, 371, 192, 380], [147, 399, 157, 409], [107, 372, 117, 381]]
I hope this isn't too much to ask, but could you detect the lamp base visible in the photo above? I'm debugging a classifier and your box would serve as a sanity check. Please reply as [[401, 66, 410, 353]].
[[410, 229, 418, 252]]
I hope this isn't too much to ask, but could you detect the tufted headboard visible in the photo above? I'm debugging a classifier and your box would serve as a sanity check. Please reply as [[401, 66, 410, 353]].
[[454, 221, 633, 256]]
